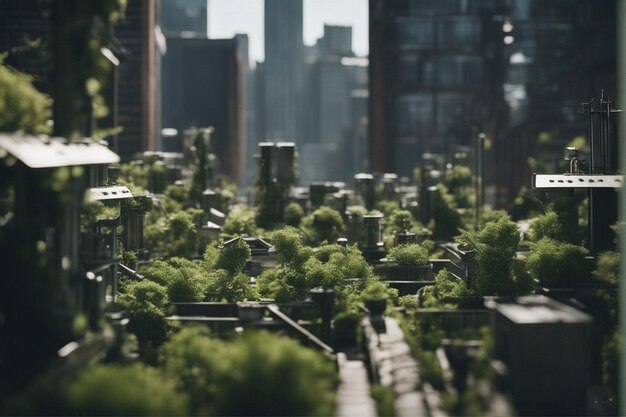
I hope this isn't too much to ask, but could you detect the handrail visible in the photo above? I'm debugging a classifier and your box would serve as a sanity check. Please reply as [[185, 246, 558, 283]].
[[266, 304, 334, 354]]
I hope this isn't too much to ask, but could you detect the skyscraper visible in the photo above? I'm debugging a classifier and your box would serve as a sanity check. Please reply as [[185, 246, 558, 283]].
[[264, 0, 304, 142]]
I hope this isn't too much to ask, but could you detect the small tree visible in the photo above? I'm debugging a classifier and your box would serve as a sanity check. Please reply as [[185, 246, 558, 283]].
[[422, 269, 469, 307], [0, 57, 51, 133], [284, 202, 304, 227], [66, 364, 188, 416], [205, 269, 258, 302], [215, 237, 251, 276], [117, 280, 170, 359], [222, 204, 258, 238], [526, 238, 590, 287], [302, 206, 346, 246], [456, 216, 527, 296]]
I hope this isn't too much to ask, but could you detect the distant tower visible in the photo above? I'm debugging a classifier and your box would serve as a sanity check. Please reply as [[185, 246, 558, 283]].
[[160, 0, 208, 38], [264, 0, 304, 142]]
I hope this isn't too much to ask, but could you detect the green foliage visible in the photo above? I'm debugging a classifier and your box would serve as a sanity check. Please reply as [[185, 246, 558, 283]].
[[284, 202, 304, 227], [161, 329, 336, 417], [222, 204, 258, 238], [375, 199, 401, 217], [216, 237, 251, 275], [422, 269, 469, 307], [159, 326, 224, 415], [398, 294, 420, 309], [0, 57, 51, 134], [387, 244, 429, 266], [205, 269, 257, 302], [370, 385, 396, 417], [456, 215, 526, 296], [165, 211, 199, 258], [272, 227, 312, 269], [526, 238, 590, 287], [529, 210, 572, 243], [594, 251, 620, 284], [163, 258, 210, 302], [390, 210, 414, 232], [117, 280, 170, 356], [257, 268, 296, 302], [361, 279, 394, 301], [302, 206, 346, 246], [66, 364, 188, 416]]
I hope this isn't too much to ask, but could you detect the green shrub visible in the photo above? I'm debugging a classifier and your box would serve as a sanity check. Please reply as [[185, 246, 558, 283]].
[[594, 251, 620, 284], [66, 364, 188, 416], [222, 204, 258, 238], [456, 215, 528, 296], [159, 327, 225, 415], [526, 238, 590, 287], [284, 202, 304, 227], [272, 227, 312, 269], [165, 258, 210, 302], [302, 206, 346, 246], [140, 258, 209, 302], [205, 269, 258, 302], [161, 329, 337, 417], [117, 280, 170, 356], [529, 211, 571, 243], [387, 244, 429, 266], [165, 211, 199, 258], [370, 385, 396, 417], [215, 237, 251, 275], [0, 58, 51, 134]]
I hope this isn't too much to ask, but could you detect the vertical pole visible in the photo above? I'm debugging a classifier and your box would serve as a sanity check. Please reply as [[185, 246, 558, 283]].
[[618, 0, 626, 414]]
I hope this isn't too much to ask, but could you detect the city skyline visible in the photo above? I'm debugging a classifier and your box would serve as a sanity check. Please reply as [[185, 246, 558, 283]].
[[208, 0, 369, 65]]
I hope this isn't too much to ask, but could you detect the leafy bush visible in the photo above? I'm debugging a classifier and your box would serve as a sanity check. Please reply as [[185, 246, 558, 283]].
[[165, 211, 199, 258], [272, 227, 312, 269], [526, 238, 590, 287], [140, 258, 209, 302], [117, 280, 170, 356], [284, 202, 304, 227], [0, 58, 51, 134], [160, 329, 337, 417], [593, 251, 619, 284], [205, 269, 257, 302], [159, 326, 225, 415], [215, 237, 251, 276], [389, 210, 414, 233], [529, 211, 572, 243], [456, 215, 526, 296], [222, 204, 258, 238], [302, 206, 346, 246], [387, 244, 429, 266], [66, 364, 188, 416], [422, 269, 469, 308]]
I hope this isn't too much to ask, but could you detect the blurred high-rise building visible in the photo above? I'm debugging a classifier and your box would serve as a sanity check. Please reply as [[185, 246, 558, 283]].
[[369, 0, 616, 204], [299, 25, 369, 184], [161, 36, 245, 183], [264, 0, 304, 143], [0, 0, 161, 159], [159, 0, 208, 38]]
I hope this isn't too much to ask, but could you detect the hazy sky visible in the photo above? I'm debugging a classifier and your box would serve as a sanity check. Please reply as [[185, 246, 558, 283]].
[[208, 0, 369, 65]]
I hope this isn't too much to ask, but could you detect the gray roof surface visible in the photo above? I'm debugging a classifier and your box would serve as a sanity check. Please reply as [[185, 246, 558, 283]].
[[0, 134, 119, 168]]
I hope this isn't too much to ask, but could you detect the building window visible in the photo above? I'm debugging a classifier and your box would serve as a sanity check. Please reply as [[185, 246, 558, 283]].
[[437, 17, 481, 49], [396, 18, 435, 50]]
